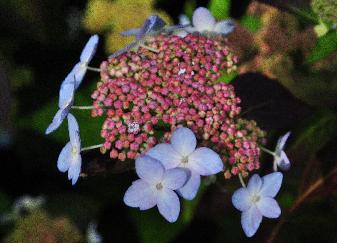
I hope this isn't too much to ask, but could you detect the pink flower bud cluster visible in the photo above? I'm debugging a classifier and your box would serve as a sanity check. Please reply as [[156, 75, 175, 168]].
[[91, 33, 265, 177]]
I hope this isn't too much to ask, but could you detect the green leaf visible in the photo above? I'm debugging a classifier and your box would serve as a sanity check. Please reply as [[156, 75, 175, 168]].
[[290, 110, 337, 161], [216, 71, 237, 84], [18, 81, 105, 147], [306, 31, 337, 63], [240, 15, 261, 33], [183, 0, 196, 19], [208, 0, 231, 20]]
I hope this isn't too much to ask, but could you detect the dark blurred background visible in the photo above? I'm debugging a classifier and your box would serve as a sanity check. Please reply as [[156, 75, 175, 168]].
[[0, 0, 336, 242]]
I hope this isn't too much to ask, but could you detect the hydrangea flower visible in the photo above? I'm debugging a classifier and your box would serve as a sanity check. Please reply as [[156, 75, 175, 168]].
[[185, 7, 235, 35], [124, 155, 188, 222], [45, 35, 99, 135], [232, 172, 283, 237], [273, 132, 291, 171], [146, 127, 223, 200], [57, 113, 82, 185]]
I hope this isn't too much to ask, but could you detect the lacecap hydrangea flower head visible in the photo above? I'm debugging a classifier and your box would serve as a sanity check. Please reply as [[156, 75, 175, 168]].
[[45, 7, 292, 237]]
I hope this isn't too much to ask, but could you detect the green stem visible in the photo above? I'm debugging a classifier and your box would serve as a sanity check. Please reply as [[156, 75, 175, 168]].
[[71, 105, 96, 110], [238, 173, 246, 188], [86, 66, 101, 72], [139, 43, 159, 53], [260, 146, 275, 156], [81, 144, 103, 152]]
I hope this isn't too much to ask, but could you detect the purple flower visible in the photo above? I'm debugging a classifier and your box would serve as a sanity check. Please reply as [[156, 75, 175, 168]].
[[124, 155, 188, 222], [232, 172, 283, 237], [57, 113, 82, 185], [188, 7, 235, 35], [146, 127, 223, 200], [273, 132, 291, 171]]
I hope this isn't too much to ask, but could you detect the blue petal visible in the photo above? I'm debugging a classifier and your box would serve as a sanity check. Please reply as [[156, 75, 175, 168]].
[[256, 197, 281, 218], [68, 153, 82, 185], [162, 168, 188, 190], [260, 172, 283, 197], [45, 108, 69, 134], [80, 35, 99, 63], [241, 207, 262, 237], [135, 155, 164, 184], [177, 171, 200, 200], [67, 113, 81, 149], [157, 188, 180, 223], [123, 179, 157, 210], [120, 28, 141, 37], [58, 77, 75, 109], [57, 142, 72, 172], [247, 174, 262, 194], [214, 20, 235, 35], [188, 147, 223, 176], [232, 187, 251, 212]]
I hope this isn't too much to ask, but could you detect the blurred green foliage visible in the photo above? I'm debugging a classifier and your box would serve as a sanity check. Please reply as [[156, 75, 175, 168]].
[[208, 0, 231, 19]]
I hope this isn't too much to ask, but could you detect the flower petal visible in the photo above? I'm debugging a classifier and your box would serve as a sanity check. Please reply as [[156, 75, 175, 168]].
[[58, 78, 75, 109], [241, 207, 262, 237], [45, 108, 68, 135], [177, 171, 200, 200], [68, 154, 82, 185], [170, 127, 197, 156], [157, 188, 180, 222], [256, 197, 281, 218], [275, 132, 291, 155], [72, 63, 87, 89], [214, 20, 235, 35], [146, 143, 181, 169], [162, 168, 188, 190], [80, 35, 99, 63], [67, 113, 81, 149], [179, 14, 190, 25], [192, 7, 216, 32], [57, 142, 72, 172], [260, 172, 283, 197], [232, 187, 251, 212], [120, 28, 141, 37], [188, 147, 223, 176], [247, 174, 262, 194], [135, 155, 164, 184], [277, 151, 291, 171], [123, 179, 157, 210]]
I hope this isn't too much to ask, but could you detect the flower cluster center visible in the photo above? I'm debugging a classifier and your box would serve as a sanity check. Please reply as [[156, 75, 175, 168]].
[[181, 156, 189, 164], [156, 183, 163, 190]]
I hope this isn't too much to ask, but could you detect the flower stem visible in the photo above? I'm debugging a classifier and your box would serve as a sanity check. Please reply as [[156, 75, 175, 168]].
[[71, 105, 96, 110], [238, 173, 246, 188], [260, 146, 275, 156], [87, 66, 101, 72], [139, 43, 159, 53], [81, 144, 103, 152]]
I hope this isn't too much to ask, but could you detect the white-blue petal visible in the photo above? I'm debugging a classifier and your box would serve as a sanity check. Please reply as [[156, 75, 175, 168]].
[[277, 151, 291, 171], [146, 143, 181, 169], [260, 172, 283, 198], [188, 147, 223, 176], [68, 153, 82, 185], [57, 142, 72, 172], [177, 171, 200, 200], [157, 188, 180, 223], [135, 155, 164, 184], [162, 168, 188, 190], [275, 132, 291, 155], [241, 206, 262, 237], [247, 174, 262, 194], [123, 179, 157, 210], [214, 20, 235, 35], [192, 7, 216, 32], [171, 127, 197, 156], [67, 113, 81, 149], [256, 197, 281, 218], [45, 108, 69, 135], [58, 77, 75, 109], [80, 35, 99, 63], [232, 187, 251, 212], [120, 28, 141, 37]]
